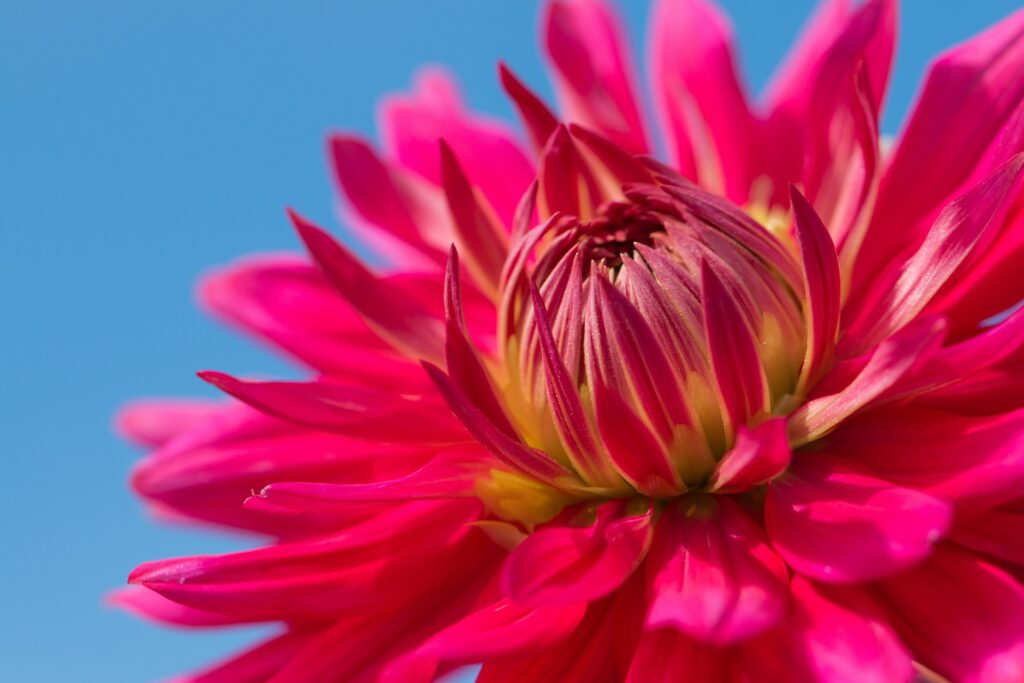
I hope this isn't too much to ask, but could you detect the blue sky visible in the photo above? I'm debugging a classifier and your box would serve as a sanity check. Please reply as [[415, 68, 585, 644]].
[[2, 1, 1020, 680]]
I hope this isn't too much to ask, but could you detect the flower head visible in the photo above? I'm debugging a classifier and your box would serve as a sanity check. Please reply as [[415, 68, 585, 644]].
[[118, 1, 1024, 681]]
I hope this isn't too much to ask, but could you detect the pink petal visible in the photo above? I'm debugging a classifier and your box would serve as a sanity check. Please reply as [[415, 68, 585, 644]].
[[879, 545, 1024, 683], [116, 399, 222, 448], [788, 315, 946, 446], [828, 406, 1024, 515], [422, 362, 576, 487], [645, 495, 789, 644], [626, 628, 735, 682], [709, 418, 791, 494], [106, 587, 243, 628], [790, 187, 841, 390], [502, 500, 654, 607], [198, 372, 466, 445], [529, 281, 617, 485], [701, 260, 769, 433], [197, 255, 422, 387], [498, 63, 559, 154], [744, 578, 912, 683], [926, 193, 1024, 336], [256, 449, 487, 510], [441, 248, 520, 440], [862, 9, 1024, 274], [844, 154, 1024, 352], [290, 210, 446, 364], [765, 0, 896, 115], [381, 599, 587, 683], [951, 506, 1024, 566], [648, 0, 756, 201], [167, 630, 314, 683], [765, 453, 951, 583], [327, 134, 449, 265], [129, 500, 489, 621], [379, 67, 535, 227], [439, 144, 508, 299], [542, 0, 649, 154]]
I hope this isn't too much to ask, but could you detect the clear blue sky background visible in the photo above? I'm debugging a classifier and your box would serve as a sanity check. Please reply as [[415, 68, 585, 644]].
[[1, 1, 1019, 680]]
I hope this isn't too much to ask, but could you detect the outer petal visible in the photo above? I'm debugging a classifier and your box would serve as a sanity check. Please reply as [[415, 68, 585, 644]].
[[542, 0, 649, 154], [379, 67, 535, 227], [626, 629, 736, 683], [879, 545, 1024, 683], [501, 500, 654, 607], [649, 0, 756, 201], [198, 372, 467, 445], [844, 154, 1024, 352], [380, 599, 588, 683], [116, 399, 222, 448], [858, 9, 1024, 283], [827, 406, 1024, 515], [765, 453, 951, 583], [327, 134, 450, 268], [645, 496, 789, 644], [788, 315, 945, 446], [744, 578, 912, 683], [291, 210, 446, 364], [198, 256, 421, 387]]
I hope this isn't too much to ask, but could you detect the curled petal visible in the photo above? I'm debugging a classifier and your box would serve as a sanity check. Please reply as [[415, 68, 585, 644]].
[[708, 418, 791, 494], [502, 500, 654, 607]]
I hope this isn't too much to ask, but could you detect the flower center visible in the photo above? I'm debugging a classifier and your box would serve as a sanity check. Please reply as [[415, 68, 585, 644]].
[[493, 180, 806, 513]]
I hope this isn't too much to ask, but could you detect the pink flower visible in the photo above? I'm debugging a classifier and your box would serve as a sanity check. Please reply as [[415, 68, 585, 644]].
[[117, 1, 1024, 681]]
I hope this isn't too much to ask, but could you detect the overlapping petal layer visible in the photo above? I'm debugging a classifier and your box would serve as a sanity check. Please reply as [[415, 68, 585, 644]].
[[120, 2, 1024, 681]]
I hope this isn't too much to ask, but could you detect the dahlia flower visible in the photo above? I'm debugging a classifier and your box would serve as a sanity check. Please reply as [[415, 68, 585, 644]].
[[117, 0, 1024, 680]]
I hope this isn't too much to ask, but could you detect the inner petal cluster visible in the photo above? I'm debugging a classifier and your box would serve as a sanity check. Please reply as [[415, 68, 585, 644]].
[[494, 175, 808, 501]]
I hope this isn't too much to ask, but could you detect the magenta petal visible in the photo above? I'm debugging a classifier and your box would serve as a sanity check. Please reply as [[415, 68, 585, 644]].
[[709, 418, 791, 494], [542, 0, 649, 154], [765, 453, 951, 583], [379, 67, 535, 227], [115, 399, 222, 448], [290, 210, 446, 364], [745, 578, 913, 683], [502, 500, 654, 607], [257, 450, 486, 510], [788, 315, 945, 446], [645, 496, 789, 644], [649, 0, 756, 201], [626, 628, 735, 683], [498, 63, 560, 154], [830, 406, 1024, 515], [870, 9, 1024, 246], [790, 187, 841, 390], [198, 372, 466, 445], [423, 362, 576, 487], [879, 545, 1024, 683], [382, 599, 587, 683], [845, 154, 1024, 352], [701, 260, 769, 432]]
